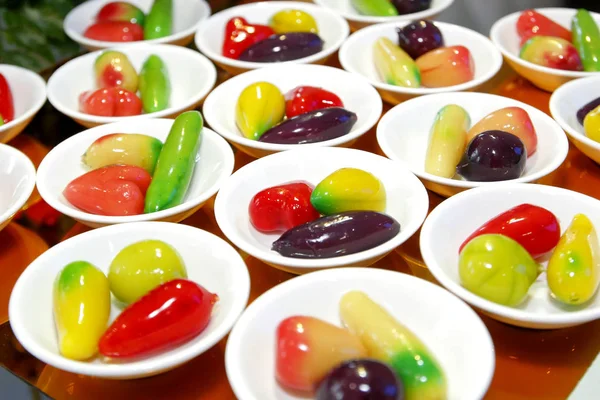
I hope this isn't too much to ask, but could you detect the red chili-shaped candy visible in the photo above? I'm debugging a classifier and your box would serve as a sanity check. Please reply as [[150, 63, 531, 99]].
[[99, 279, 218, 359], [222, 17, 275, 59], [63, 165, 151, 216], [459, 203, 561, 258], [0, 73, 15, 124], [285, 86, 344, 119], [249, 182, 320, 233], [84, 21, 144, 42], [517, 10, 571, 45], [79, 88, 142, 117]]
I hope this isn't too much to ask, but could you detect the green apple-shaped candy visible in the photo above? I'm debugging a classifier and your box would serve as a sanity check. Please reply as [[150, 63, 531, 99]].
[[459, 234, 539, 306]]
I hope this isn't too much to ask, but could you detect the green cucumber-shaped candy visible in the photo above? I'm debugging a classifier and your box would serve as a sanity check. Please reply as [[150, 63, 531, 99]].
[[144, 0, 172, 40], [572, 9, 600, 72], [144, 111, 203, 213], [139, 55, 171, 113]]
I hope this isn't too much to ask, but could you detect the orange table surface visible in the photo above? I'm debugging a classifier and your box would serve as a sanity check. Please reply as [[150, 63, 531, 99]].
[[2, 57, 600, 400]]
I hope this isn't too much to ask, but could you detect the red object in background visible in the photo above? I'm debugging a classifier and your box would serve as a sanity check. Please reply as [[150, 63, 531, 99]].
[[249, 182, 320, 233], [84, 21, 143, 42], [0, 73, 15, 124], [79, 88, 142, 117], [459, 203, 561, 258], [285, 86, 344, 119], [23, 200, 62, 227], [517, 10, 572, 45], [99, 279, 218, 358], [222, 17, 275, 59], [63, 165, 151, 216]]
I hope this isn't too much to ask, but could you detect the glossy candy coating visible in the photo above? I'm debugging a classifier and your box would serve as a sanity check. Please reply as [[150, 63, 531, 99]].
[[144, 111, 202, 213], [460, 204, 560, 258], [584, 105, 600, 142], [223, 17, 275, 59], [456, 130, 527, 182], [79, 88, 142, 117], [351, 0, 398, 16], [424, 104, 470, 178], [84, 21, 143, 42], [340, 291, 446, 400], [97, 2, 145, 26], [109, 239, 187, 304], [236, 82, 285, 140], [53, 261, 110, 360], [392, 0, 431, 15], [238, 33, 324, 63], [144, 0, 172, 40], [272, 211, 400, 259], [64, 165, 151, 216], [311, 168, 386, 215], [516, 9, 571, 45], [577, 96, 600, 125], [275, 316, 367, 392], [99, 279, 218, 359], [467, 107, 537, 156], [248, 182, 320, 233], [373, 37, 421, 88], [460, 234, 539, 306], [285, 86, 344, 119], [269, 9, 318, 34], [316, 359, 405, 400], [259, 107, 357, 145], [0, 73, 14, 124], [397, 20, 444, 59], [139, 54, 170, 113], [95, 51, 138, 92], [548, 214, 600, 305], [572, 9, 600, 72], [416, 45, 475, 87], [82, 133, 163, 174], [519, 36, 583, 71]]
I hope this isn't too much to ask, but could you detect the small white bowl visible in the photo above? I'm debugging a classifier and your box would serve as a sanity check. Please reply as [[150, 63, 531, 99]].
[[36, 118, 234, 228], [490, 8, 600, 93], [47, 44, 217, 128], [377, 92, 569, 198], [0, 143, 36, 232], [339, 21, 503, 105], [550, 75, 600, 165], [0, 64, 47, 144], [9, 221, 250, 379], [225, 267, 495, 400], [64, 0, 211, 51], [313, 0, 455, 31], [203, 64, 382, 158], [194, 1, 350, 76], [420, 183, 600, 330], [214, 147, 429, 274]]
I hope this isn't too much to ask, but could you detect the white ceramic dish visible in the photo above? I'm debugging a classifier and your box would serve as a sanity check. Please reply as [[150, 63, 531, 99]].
[[36, 118, 234, 228], [203, 64, 382, 158], [420, 183, 600, 329], [226, 267, 495, 400], [490, 8, 600, 92], [64, 0, 211, 51], [47, 44, 217, 128], [194, 1, 349, 76], [377, 92, 569, 198], [214, 147, 429, 274], [339, 21, 503, 105], [0, 143, 36, 232], [0, 64, 47, 144], [9, 221, 250, 379], [550, 75, 600, 165], [313, 0, 455, 31]]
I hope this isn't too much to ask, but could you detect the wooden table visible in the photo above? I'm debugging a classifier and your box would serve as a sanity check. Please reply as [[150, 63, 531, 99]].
[[2, 32, 600, 400]]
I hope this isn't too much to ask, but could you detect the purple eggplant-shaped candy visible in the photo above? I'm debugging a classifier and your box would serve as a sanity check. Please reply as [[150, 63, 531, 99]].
[[272, 211, 400, 259], [397, 20, 444, 59], [392, 0, 432, 15], [577, 96, 600, 125], [258, 107, 357, 144], [238, 33, 324, 63]]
